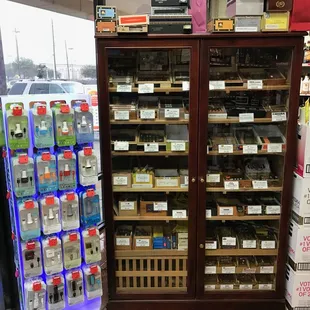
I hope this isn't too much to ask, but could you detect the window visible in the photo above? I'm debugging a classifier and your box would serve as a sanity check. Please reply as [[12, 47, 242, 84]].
[[61, 83, 84, 94], [29, 83, 50, 94], [8, 83, 27, 95], [49, 84, 65, 94]]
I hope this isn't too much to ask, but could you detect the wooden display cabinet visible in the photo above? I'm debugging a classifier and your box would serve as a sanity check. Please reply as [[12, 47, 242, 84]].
[[96, 32, 304, 310]]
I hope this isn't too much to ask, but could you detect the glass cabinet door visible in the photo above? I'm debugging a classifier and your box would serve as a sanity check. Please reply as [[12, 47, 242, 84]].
[[102, 44, 198, 297], [202, 45, 293, 294]]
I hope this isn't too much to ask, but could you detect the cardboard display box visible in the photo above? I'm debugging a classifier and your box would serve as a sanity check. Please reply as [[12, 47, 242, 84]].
[[295, 123, 310, 178], [226, 0, 264, 17]]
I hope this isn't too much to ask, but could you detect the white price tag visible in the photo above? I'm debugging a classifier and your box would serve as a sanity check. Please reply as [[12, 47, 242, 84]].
[[240, 284, 253, 290], [236, 26, 259, 32], [205, 241, 217, 250], [140, 109, 156, 120], [113, 176, 128, 186], [242, 240, 257, 249], [224, 181, 239, 190], [242, 268, 256, 274], [220, 285, 234, 290], [114, 141, 129, 151], [252, 180, 268, 189], [135, 239, 150, 247], [156, 178, 178, 187], [222, 237, 236, 246], [182, 81, 190, 91], [207, 174, 221, 183], [247, 80, 263, 89], [260, 266, 274, 274], [46, 249, 55, 258], [116, 238, 130, 246], [173, 210, 187, 219], [266, 205, 281, 215], [261, 241, 276, 249], [243, 145, 258, 154], [183, 176, 189, 186], [114, 111, 129, 120], [165, 109, 180, 119], [209, 81, 225, 90], [120, 201, 135, 210], [205, 285, 216, 290], [239, 113, 254, 123], [144, 143, 159, 153], [219, 145, 233, 154], [272, 112, 287, 122], [219, 207, 234, 216], [222, 266, 236, 274], [267, 144, 282, 153], [259, 284, 272, 290], [205, 266, 216, 274], [247, 205, 262, 215], [136, 174, 150, 183], [171, 142, 186, 152], [206, 210, 212, 218], [153, 202, 168, 211], [117, 84, 132, 93], [138, 83, 154, 94]]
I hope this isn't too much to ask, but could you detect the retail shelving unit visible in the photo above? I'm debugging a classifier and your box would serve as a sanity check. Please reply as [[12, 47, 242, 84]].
[[96, 32, 305, 310]]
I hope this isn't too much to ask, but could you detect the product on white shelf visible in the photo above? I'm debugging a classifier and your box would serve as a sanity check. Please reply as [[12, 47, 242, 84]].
[[74, 102, 94, 144], [60, 192, 80, 231], [65, 269, 84, 305], [57, 150, 77, 191], [24, 279, 46, 310], [82, 227, 101, 264], [302, 75, 309, 94], [42, 236, 63, 275], [83, 264, 103, 300], [22, 240, 43, 278], [62, 231, 81, 270], [295, 124, 310, 178], [46, 274, 65, 310], [78, 147, 98, 186], [39, 195, 61, 235]]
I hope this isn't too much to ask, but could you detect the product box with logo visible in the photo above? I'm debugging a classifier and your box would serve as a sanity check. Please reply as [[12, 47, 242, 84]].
[[295, 123, 310, 178], [226, 0, 264, 17], [261, 12, 290, 31]]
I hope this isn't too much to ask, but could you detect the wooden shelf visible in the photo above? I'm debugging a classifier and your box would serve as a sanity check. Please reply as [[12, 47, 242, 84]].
[[207, 187, 282, 192], [115, 216, 188, 221], [205, 266, 277, 274], [208, 150, 285, 156], [110, 120, 189, 125], [208, 117, 285, 124], [205, 249, 278, 256], [206, 216, 280, 221], [116, 249, 188, 258], [209, 85, 290, 92], [113, 187, 188, 192], [109, 87, 183, 93], [116, 288, 187, 294], [112, 151, 189, 157]]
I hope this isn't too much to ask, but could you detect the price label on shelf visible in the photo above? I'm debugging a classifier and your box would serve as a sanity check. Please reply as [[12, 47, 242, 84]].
[[267, 144, 282, 153], [144, 143, 159, 153], [156, 178, 178, 187], [136, 174, 150, 183], [219, 144, 233, 154], [220, 285, 234, 290], [243, 145, 258, 154], [252, 180, 268, 189], [140, 109, 156, 120], [138, 83, 154, 94], [116, 238, 130, 246], [173, 210, 187, 219], [266, 205, 281, 215], [205, 285, 216, 290], [239, 113, 254, 123], [114, 141, 129, 151], [114, 111, 129, 120], [183, 176, 189, 186], [165, 109, 180, 119], [260, 266, 274, 274], [259, 284, 273, 290], [182, 81, 190, 91], [222, 266, 236, 274], [261, 241, 276, 249], [247, 80, 263, 89], [205, 266, 217, 274], [247, 205, 262, 214], [209, 81, 225, 90], [135, 239, 150, 247], [242, 240, 257, 249], [219, 207, 234, 216], [120, 202, 135, 210], [207, 174, 221, 183], [153, 202, 168, 211], [240, 284, 253, 290], [117, 84, 132, 93], [272, 112, 287, 122], [222, 237, 236, 246], [113, 177, 128, 186], [205, 241, 217, 250], [224, 181, 239, 190], [171, 142, 186, 152], [206, 209, 212, 218]]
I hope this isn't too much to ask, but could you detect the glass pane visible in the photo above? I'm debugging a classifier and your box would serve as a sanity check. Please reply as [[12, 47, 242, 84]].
[[205, 47, 292, 293], [108, 48, 191, 294]]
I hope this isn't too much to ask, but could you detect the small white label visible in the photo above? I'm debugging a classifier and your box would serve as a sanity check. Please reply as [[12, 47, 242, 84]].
[[205, 241, 217, 249], [205, 266, 217, 274], [153, 202, 168, 211], [252, 180, 268, 189], [173, 210, 187, 219], [267, 144, 282, 153], [247, 205, 262, 215], [272, 112, 287, 122], [135, 239, 150, 247], [114, 141, 129, 151], [140, 109, 156, 120], [206, 209, 212, 218], [116, 238, 130, 246], [113, 176, 128, 186], [260, 266, 274, 274], [171, 142, 186, 152], [144, 143, 159, 153], [207, 174, 221, 183], [220, 284, 234, 290], [205, 285, 216, 290], [156, 178, 178, 187], [209, 81, 225, 90], [136, 174, 150, 183], [242, 240, 257, 249], [235, 26, 258, 32], [46, 249, 55, 258], [219, 145, 233, 154], [240, 284, 253, 290], [219, 207, 234, 216], [239, 113, 254, 123], [164, 109, 180, 119], [224, 181, 239, 190], [222, 266, 236, 274], [117, 84, 132, 93], [259, 284, 272, 290], [114, 111, 129, 120], [247, 80, 263, 90], [222, 237, 236, 246], [266, 205, 281, 215], [183, 176, 189, 186], [182, 81, 190, 91], [138, 83, 154, 94], [261, 241, 276, 249], [120, 201, 135, 210], [242, 268, 256, 274], [266, 24, 279, 29], [243, 145, 258, 154]]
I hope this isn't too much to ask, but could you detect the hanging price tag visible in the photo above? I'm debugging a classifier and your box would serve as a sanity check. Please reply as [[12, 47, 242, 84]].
[[247, 80, 263, 89], [144, 143, 159, 153], [171, 142, 186, 151], [114, 111, 129, 120], [172, 210, 187, 219], [182, 81, 190, 91], [209, 80, 225, 90], [114, 141, 129, 151], [267, 144, 282, 153], [140, 110, 156, 120], [219, 145, 233, 153], [243, 145, 258, 154], [224, 181, 239, 190], [252, 180, 268, 189], [239, 113, 254, 123], [117, 84, 132, 93], [138, 83, 154, 94], [272, 112, 287, 122]]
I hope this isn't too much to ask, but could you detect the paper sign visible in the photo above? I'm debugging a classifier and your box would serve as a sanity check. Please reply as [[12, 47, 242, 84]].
[[240, 284, 253, 290], [113, 177, 128, 186], [205, 266, 216, 274], [205, 285, 216, 290], [222, 237, 236, 246], [114, 111, 129, 120], [165, 109, 180, 119], [182, 81, 190, 91], [259, 284, 272, 290], [266, 205, 281, 215], [117, 84, 132, 93], [243, 145, 258, 154], [156, 178, 178, 187], [261, 241, 276, 249], [239, 113, 254, 123], [260, 266, 274, 274], [247, 80, 263, 89], [219, 145, 233, 153], [120, 202, 135, 210], [153, 202, 168, 211], [267, 144, 282, 153], [247, 205, 262, 214], [140, 109, 156, 119], [219, 207, 234, 216], [136, 239, 150, 247], [144, 143, 159, 153], [252, 180, 268, 189], [138, 83, 154, 94], [224, 181, 239, 190], [171, 142, 186, 151], [207, 174, 221, 183], [116, 238, 130, 246], [209, 81, 225, 90], [272, 112, 287, 122], [222, 266, 236, 274], [206, 210, 212, 218], [242, 240, 257, 249], [136, 174, 150, 183], [220, 285, 234, 290], [114, 141, 129, 151], [173, 210, 187, 219], [205, 241, 217, 250]]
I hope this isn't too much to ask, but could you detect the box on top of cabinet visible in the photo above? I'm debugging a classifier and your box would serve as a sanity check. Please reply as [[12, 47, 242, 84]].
[[266, 0, 292, 11], [295, 123, 310, 178], [226, 0, 264, 17], [235, 16, 261, 32], [261, 12, 290, 32]]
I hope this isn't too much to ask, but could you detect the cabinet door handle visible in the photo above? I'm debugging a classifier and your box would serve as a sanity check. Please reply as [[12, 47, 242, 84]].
[[191, 178, 196, 183], [199, 244, 204, 249], [200, 178, 205, 183]]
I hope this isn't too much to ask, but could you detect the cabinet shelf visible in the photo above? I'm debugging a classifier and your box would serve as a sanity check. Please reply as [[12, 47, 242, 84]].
[[110, 120, 189, 125], [206, 216, 280, 221], [116, 249, 188, 258], [208, 150, 285, 156], [113, 187, 188, 192], [205, 266, 276, 274], [209, 85, 290, 93], [114, 216, 188, 221], [205, 249, 278, 256], [112, 151, 189, 157], [208, 117, 286, 124], [206, 187, 282, 192], [109, 87, 184, 93]]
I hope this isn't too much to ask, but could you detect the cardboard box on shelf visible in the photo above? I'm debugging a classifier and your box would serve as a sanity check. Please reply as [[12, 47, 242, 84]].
[[261, 12, 290, 32], [295, 123, 310, 178], [226, 0, 264, 17]]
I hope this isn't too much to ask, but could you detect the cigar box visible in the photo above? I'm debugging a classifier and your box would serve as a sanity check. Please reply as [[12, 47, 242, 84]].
[[115, 225, 133, 250], [226, 0, 264, 16], [261, 12, 290, 32], [96, 20, 117, 33], [133, 226, 153, 250], [235, 16, 261, 32], [266, 0, 292, 11], [208, 19, 235, 33]]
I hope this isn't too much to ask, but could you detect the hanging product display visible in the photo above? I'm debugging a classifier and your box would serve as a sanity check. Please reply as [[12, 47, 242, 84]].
[[74, 102, 94, 144], [57, 150, 77, 191], [60, 192, 80, 231], [78, 147, 98, 186], [24, 279, 46, 310], [46, 274, 65, 310], [62, 231, 82, 270], [80, 188, 101, 227], [39, 195, 61, 235], [42, 237, 63, 276], [22, 240, 43, 279], [82, 227, 101, 264], [82, 265, 103, 300], [65, 269, 84, 306]]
